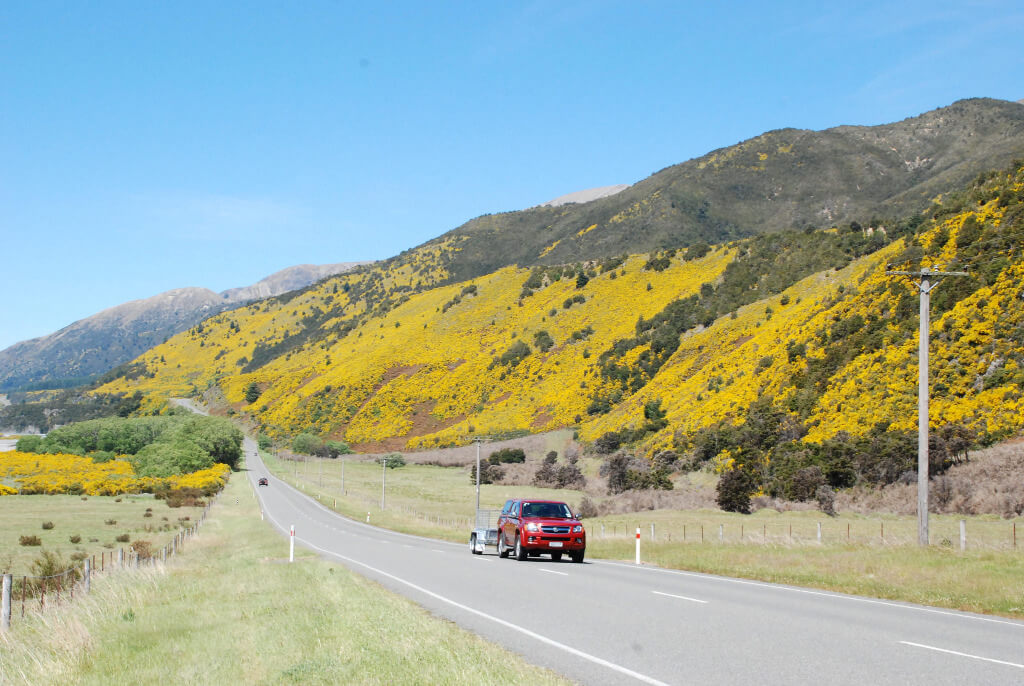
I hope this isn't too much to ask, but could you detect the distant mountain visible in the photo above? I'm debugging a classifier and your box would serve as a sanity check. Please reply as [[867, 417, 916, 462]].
[[433, 98, 1024, 283], [0, 262, 369, 391], [538, 185, 629, 207]]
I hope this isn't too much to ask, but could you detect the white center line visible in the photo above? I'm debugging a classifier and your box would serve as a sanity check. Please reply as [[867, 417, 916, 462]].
[[653, 590, 708, 604], [539, 568, 569, 576], [900, 641, 1024, 669]]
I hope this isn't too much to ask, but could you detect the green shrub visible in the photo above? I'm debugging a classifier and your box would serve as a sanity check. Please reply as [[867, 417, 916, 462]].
[[41, 521, 54, 530], [292, 432, 323, 455], [115, 534, 130, 543], [716, 469, 756, 514], [380, 453, 406, 469], [487, 448, 525, 464], [69, 535, 82, 544]]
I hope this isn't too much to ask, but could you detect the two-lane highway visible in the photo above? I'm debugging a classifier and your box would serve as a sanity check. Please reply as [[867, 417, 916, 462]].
[[243, 438, 1023, 685]]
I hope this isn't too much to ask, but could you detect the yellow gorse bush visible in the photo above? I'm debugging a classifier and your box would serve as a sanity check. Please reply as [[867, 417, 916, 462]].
[[0, 451, 230, 496]]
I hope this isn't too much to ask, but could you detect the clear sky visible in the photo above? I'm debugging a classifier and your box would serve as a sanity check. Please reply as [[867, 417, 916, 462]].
[[2, 1, 1022, 351]]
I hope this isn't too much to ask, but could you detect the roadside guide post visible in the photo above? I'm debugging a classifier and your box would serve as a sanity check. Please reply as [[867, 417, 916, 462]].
[[635, 527, 641, 564], [289, 525, 295, 563]]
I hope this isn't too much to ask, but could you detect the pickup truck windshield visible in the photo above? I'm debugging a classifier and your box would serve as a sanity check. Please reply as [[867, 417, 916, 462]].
[[521, 502, 572, 518]]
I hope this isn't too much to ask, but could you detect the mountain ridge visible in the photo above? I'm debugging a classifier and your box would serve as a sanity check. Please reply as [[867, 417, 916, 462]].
[[0, 262, 369, 391], [428, 98, 1024, 284]]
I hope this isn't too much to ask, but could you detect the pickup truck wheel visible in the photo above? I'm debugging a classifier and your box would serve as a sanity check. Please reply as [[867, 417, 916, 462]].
[[470, 534, 482, 555], [514, 534, 527, 561], [550, 552, 562, 562], [498, 535, 509, 558], [570, 550, 585, 563]]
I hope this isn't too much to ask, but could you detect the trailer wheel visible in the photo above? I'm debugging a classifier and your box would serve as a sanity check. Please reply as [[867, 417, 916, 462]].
[[470, 533, 482, 555]]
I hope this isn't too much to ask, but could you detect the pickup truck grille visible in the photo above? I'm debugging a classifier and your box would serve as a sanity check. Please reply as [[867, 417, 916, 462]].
[[541, 525, 571, 534]]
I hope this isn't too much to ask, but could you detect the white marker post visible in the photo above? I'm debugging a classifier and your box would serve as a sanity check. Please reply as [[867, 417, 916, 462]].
[[289, 525, 295, 563], [635, 527, 641, 565]]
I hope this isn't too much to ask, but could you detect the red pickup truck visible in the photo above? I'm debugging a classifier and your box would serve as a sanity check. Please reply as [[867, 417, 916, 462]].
[[496, 498, 586, 563]]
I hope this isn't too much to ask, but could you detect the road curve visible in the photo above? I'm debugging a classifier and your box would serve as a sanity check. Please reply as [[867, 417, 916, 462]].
[[242, 438, 1023, 686]]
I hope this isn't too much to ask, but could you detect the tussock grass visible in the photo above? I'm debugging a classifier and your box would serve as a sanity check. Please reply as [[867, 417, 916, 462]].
[[0, 495, 204, 575], [0, 469, 569, 686]]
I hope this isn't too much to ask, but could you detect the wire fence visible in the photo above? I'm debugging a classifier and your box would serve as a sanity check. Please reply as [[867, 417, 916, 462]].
[[1, 497, 217, 632], [284, 470, 1020, 552], [588, 517, 1020, 551]]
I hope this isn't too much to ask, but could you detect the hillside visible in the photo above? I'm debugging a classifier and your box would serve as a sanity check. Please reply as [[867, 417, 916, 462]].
[[428, 98, 1024, 283], [98, 161, 1024, 492], [0, 262, 367, 391]]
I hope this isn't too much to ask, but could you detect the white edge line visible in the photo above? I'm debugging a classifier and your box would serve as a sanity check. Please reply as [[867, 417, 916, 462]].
[[594, 561, 1024, 629], [900, 641, 1024, 669], [539, 569, 570, 576], [652, 590, 708, 604], [260, 505, 668, 686]]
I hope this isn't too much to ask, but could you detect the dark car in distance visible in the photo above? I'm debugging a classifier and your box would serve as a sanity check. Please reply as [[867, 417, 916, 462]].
[[258, 477, 269, 486], [497, 498, 585, 562]]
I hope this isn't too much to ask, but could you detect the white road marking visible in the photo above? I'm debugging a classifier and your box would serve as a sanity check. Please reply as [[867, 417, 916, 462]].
[[653, 590, 708, 604], [261, 507, 669, 686], [597, 561, 1024, 629], [900, 641, 1024, 669], [539, 568, 569, 576], [431, 549, 445, 553]]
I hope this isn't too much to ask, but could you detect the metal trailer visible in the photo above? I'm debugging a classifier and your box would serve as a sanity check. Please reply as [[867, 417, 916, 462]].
[[469, 509, 500, 554]]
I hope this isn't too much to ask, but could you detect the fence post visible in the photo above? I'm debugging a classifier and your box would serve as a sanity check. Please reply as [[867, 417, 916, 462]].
[[959, 520, 967, 552], [817, 522, 822, 544], [84, 558, 91, 594], [2, 574, 11, 632], [118, 548, 124, 569], [651, 523, 655, 541], [719, 524, 724, 543]]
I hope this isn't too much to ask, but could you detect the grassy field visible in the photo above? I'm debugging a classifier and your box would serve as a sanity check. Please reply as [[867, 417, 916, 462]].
[[260, 450, 1024, 619], [0, 494, 207, 575], [0, 468, 570, 686]]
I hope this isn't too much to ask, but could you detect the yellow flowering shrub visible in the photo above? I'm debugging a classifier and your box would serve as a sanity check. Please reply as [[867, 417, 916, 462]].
[[0, 451, 230, 496]]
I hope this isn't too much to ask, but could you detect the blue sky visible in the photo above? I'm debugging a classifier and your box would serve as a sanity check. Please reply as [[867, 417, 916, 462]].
[[2, 1, 1022, 351]]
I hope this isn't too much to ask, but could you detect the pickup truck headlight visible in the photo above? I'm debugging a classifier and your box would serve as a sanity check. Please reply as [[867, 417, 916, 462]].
[[526, 522, 541, 532], [572, 525, 583, 533]]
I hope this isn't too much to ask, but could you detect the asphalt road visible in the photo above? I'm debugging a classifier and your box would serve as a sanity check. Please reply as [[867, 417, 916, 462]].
[[242, 438, 1023, 685]]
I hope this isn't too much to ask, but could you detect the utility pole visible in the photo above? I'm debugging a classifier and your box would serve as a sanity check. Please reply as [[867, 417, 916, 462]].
[[886, 265, 967, 545], [470, 436, 492, 512]]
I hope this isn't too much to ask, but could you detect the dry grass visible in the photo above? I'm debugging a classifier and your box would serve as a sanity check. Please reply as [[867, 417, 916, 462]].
[[836, 439, 1024, 517]]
